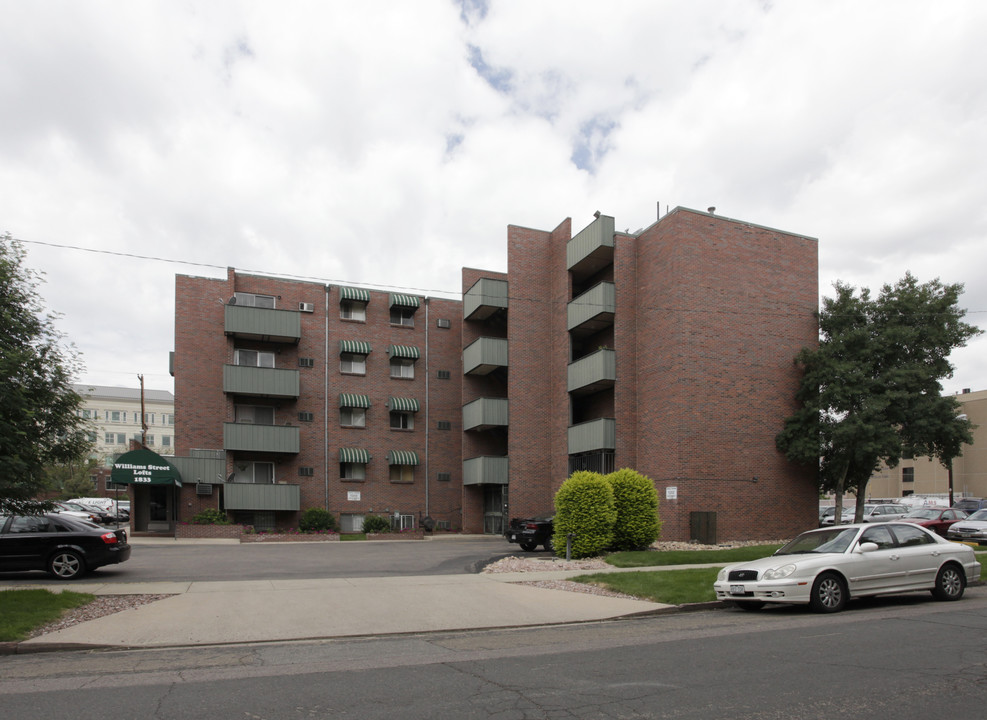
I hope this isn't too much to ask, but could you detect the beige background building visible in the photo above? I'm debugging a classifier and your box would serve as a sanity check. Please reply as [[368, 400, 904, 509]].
[[867, 388, 987, 503], [74, 384, 175, 466]]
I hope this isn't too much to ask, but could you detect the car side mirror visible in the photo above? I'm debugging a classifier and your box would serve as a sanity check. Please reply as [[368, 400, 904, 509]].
[[856, 541, 879, 553]]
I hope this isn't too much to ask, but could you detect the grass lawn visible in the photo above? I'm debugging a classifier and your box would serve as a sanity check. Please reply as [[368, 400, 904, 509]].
[[0, 589, 95, 642], [574, 549, 987, 605], [340, 533, 367, 541], [606, 545, 782, 568]]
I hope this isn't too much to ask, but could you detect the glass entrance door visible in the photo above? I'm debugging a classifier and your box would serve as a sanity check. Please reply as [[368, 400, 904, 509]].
[[482, 485, 506, 534]]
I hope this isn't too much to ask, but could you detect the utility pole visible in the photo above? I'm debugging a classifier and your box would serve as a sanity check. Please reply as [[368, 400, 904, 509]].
[[138, 374, 148, 447]]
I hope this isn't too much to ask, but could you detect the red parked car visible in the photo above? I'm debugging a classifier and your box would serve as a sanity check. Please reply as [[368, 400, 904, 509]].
[[899, 507, 968, 535]]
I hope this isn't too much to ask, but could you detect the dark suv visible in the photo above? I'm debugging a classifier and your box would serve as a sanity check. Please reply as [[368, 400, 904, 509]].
[[953, 498, 987, 515], [505, 514, 554, 552]]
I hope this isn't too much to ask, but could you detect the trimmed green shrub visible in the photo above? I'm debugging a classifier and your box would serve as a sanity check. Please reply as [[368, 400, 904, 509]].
[[191, 508, 230, 525], [552, 470, 616, 558], [361, 514, 391, 534], [606, 468, 661, 550], [299, 508, 337, 533]]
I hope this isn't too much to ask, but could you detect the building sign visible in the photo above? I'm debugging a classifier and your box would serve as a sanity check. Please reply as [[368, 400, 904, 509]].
[[110, 448, 183, 487], [347, 491, 361, 502], [666, 486, 678, 500]]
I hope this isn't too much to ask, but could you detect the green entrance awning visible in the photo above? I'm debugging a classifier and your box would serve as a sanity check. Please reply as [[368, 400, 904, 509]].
[[339, 286, 371, 303], [339, 447, 371, 463], [338, 393, 371, 408], [387, 450, 420, 466], [389, 293, 420, 309], [387, 344, 420, 359], [388, 397, 420, 412], [339, 340, 371, 355], [111, 448, 183, 487]]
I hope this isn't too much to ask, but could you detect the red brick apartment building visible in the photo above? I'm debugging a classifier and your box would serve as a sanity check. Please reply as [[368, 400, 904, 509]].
[[168, 207, 819, 541]]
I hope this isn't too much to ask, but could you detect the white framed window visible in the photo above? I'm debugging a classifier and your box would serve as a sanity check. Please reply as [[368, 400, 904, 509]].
[[390, 306, 415, 327], [340, 462, 367, 481], [166, 414, 174, 425], [235, 405, 275, 425], [389, 411, 413, 430], [232, 461, 275, 484], [340, 300, 367, 322], [340, 407, 366, 427], [340, 352, 367, 375], [389, 465, 414, 483], [104, 432, 115, 444], [116, 433, 126, 444], [390, 357, 415, 379], [162, 436, 172, 447], [235, 349, 276, 367], [233, 292, 275, 308]]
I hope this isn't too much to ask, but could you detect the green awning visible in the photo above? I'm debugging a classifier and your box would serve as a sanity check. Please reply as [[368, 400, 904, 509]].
[[339, 286, 371, 303], [387, 450, 420, 466], [339, 447, 371, 463], [388, 397, 420, 412], [338, 393, 371, 408], [339, 340, 371, 355], [110, 448, 183, 487], [389, 293, 420, 309], [387, 344, 420, 359]]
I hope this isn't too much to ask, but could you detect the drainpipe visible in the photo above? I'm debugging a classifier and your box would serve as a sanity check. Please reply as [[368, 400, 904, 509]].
[[424, 298, 430, 518], [324, 285, 331, 511]]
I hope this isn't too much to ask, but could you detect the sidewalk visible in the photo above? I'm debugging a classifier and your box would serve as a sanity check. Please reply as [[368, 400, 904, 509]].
[[8, 567, 679, 653]]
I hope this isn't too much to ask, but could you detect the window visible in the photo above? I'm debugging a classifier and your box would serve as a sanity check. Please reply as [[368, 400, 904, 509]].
[[298, 467, 315, 477], [390, 306, 415, 327], [235, 349, 275, 367], [233, 292, 275, 308], [437, 472, 451, 482], [235, 405, 275, 425], [116, 433, 126, 444], [390, 411, 414, 430], [340, 352, 367, 375], [437, 420, 451, 430], [437, 370, 451, 380], [146, 434, 155, 445], [859, 525, 895, 550], [340, 407, 366, 427], [161, 436, 172, 447], [390, 357, 415, 379], [340, 300, 367, 322], [298, 357, 315, 368], [298, 411, 314, 422], [106, 410, 124, 422], [389, 464, 414, 483], [166, 414, 174, 425], [143, 413, 155, 425], [893, 524, 934, 547], [232, 461, 275, 484], [104, 432, 116, 444], [902, 467, 914, 483], [341, 462, 367, 481]]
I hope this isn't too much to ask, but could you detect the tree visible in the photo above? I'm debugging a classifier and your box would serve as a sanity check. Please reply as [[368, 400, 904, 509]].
[[1, 233, 93, 514], [777, 273, 981, 522], [606, 468, 661, 550], [552, 471, 616, 558]]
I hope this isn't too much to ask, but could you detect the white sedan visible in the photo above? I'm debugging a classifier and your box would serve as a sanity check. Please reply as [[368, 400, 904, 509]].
[[713, 523, 981, 613]]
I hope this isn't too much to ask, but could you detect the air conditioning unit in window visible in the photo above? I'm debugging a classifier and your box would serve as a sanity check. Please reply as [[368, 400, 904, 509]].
[[299, 302, 315, 313], [196, 483, 213, 496]]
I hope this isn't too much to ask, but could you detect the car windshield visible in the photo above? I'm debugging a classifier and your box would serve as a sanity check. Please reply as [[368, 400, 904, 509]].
[[906, 509, 938, 519], [965, 509, 987, 521], [775, 528, 858, 555]]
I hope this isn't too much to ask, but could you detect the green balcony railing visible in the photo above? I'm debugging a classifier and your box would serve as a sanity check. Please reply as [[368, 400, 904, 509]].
[[463, 337, 509, 375], [463, 397, 509, 431], [223, 482, 300, 511], [462, 456, 509, 486], [223, 423, 300, 454], [568, 349, 616, 395], [223, 365, 300, 399], [224, 304, 301, 344], [567, 418, 616, 454]]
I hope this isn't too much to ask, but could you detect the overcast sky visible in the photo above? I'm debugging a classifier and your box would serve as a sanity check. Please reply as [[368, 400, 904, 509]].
[[2, 0, 985, 396]]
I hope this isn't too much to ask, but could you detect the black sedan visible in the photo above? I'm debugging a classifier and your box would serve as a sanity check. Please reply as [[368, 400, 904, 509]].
[[0, 513, 132, 580], [505, 514, 554, 552]]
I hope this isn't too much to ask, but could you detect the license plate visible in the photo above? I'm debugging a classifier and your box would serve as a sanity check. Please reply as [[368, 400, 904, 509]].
[[509, 533, 517, 541], [730, 585, 746, 596]]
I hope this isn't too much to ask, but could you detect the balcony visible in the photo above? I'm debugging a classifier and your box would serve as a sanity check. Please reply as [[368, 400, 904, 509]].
[[463, 337, 508, 375], [568, 348, 616, 395], [223, 365, 300, 399], [223, 423, 300, 454], [464, 278, 509, 321], [567, 214, 615, 279], [224, 304, 301, 344], [568, 418, 616, 454], [463, 397, 509, 431], [223, 482, 301, 511], [463, 456, 509, 486], [567, 281, 616, 336]]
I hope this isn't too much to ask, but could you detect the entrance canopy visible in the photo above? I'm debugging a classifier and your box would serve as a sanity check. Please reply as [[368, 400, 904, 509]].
[[111, 448, 183, 487]]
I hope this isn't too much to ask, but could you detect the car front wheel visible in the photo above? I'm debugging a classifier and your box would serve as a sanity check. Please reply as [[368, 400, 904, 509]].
[[49, 550, 86, 580], [809, 572, 847, 613], [932, 564, 965, 601]]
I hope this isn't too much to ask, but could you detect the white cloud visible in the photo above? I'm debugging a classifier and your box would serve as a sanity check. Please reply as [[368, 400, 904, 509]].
[[1, 0, 985, 394]]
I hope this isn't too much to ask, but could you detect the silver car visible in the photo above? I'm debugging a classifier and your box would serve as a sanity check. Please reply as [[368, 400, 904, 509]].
[[946, 509, 987, 544], [713, 522, 980, 613]]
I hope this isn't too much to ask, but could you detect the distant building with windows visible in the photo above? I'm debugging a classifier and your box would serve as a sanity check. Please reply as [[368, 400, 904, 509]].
[[866, 388, 987, 503], [165, 207, 819, 539], [74, 384, 175, 466]]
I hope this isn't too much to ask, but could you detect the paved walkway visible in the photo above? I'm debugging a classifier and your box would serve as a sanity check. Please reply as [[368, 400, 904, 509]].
[[3, 537, 721, 653]]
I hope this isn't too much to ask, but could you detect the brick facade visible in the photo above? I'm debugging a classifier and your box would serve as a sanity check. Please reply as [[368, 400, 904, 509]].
[[172, 206, 818, 541]]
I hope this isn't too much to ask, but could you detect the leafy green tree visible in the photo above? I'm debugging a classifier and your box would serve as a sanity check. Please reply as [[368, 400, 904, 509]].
[[1, 233, 93, 514], [552, 470, 616, 558], [777, 273, 981, 521], [606, 468, 662, 550]]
